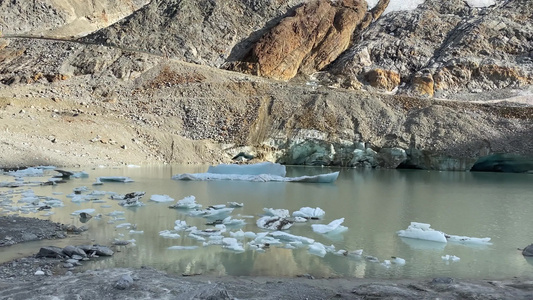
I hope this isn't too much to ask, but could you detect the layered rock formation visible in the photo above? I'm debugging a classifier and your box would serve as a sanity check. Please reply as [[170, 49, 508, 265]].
[[229, 0, 390, 80], [330, 0, 533, 99]]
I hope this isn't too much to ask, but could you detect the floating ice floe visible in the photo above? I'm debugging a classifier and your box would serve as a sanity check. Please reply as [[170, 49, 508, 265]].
[[292, 207, 325, 220], [397, 222, 492, 245], [168, 195, 202, 209], [106, 210, 125, 216], [222, 237, 245, 252], [173, 220, 189, 231], [172, 162, 339, 183], [159, 230, 181, 239], [397, 222, 447, 243], [129, 230, 144, 234], [189, 207, 234, 218], [308, 242, 328, 257], [311, 218, 348, 234], [221, 216, 246, 227], [168, 246, 199, 250], [149, 194, 174, 203], [256, 216, 294, 230], [113, 192, 145, 207], [116, 223, 132, 229], [447, 234, 492, 245], [263, 208, 290, 218], [93, 176, 134, 185], [442, 255, 461, 262], [391, 257, 406, 265], [270, 231, 314, 244], [227, 202, 244, 208], [7, 167, 45, 177]]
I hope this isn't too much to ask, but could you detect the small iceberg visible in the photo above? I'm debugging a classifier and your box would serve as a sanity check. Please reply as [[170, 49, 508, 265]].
[[168, 246, 199, 250], [71, 208, 96, 216], [397, 222, 492, 245], [292, 207, 325, 220], [308, 242, 327, 257], [174, 220, 189, 231], [227, 202, 244, 208], [270, 231, 314, 244], [442, 254, 461, 262], [222, 237, 245, 252], [93, 176, 134, 185], [169, 195, 202, 209], [256, 216, 294, 230], [159, 230, 181, 239], [397, 222, 448, 243], [311, 218, 348, 234], [447, 234, 492, 245], [263, 208, 290, 218], [149, 194, 174, 203], [172, 162, 339, 183]]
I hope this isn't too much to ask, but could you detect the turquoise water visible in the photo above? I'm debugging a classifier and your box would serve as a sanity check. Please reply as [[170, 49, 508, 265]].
[[1, 165, 532, 279]]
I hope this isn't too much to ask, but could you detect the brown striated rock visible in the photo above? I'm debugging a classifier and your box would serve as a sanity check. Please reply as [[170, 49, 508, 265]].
[[472, 64, 532, 87], [237, 0, 385, 80], [411, 72, 434, 97], [365, 68, 400, 91]]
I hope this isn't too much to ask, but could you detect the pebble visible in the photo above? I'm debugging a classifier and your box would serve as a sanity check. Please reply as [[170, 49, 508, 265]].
[[34, 270, 45, 276]]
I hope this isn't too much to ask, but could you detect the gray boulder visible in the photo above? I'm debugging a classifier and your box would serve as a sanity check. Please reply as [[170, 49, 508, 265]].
[[36, 246, 67, 258], [79, 245, 114, 256], [114, 274, 133, 290], [63, 245, 87, 258], [522, 244, 533, 256]]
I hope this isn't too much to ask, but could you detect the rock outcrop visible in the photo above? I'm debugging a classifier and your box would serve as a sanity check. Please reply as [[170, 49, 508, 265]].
[[229, 0, 390, 80], [330, 0, 533, 99]]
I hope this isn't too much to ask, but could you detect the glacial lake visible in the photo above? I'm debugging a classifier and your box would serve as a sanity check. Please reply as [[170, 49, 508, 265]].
[[1, 165, 532, 280]]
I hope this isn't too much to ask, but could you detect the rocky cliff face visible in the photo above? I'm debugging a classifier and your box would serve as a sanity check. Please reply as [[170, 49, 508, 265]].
[[0, 0, 532, 172], [0, 0, 149, 37], [329, 0, 533, 99]]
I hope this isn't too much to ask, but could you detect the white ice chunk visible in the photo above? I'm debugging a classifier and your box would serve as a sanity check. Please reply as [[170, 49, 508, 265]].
[[116, 223, 132, 229], [230, 230, 245, 239], [270, 231, 314, 244], [227, 202, 244, 208], [172, 172, 338, 183], [174, 220, 189, 231], [222, 216, 246, 226], [465, 0, 496, 8], [263, 208, 290, 218], [311, 218, 348, 234], [8, 167, 44, 177], [256, 216, 294, 230], [93, 176, 134, 185], [159, 230, 181, 239], [150, 194, 175, 203], [222, 237, 245, 252], [308, 242, 327, 257], [391, 257, 406, 265], [168, 246, 199, 250], [129, 230, 144, 234], [207, 162, 286, 176], [188, 233, 206, 241], [169, 195, 202, 209], [71, 208, 96, 215], [396, 222, 448, 243], [106, 210, 125, 216], [294, 217, 308, 223], [244, 231, 257, 239], [292, 207, 325, 219], [442, 255, 461, 262], [447, 234, 492, 245]]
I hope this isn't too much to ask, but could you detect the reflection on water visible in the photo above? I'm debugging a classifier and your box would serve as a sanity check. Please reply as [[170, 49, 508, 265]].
[[1, 165, 532, 279]]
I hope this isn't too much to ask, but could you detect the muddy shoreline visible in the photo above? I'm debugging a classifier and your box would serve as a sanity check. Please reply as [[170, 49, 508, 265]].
[[1, 216, 532, 299]]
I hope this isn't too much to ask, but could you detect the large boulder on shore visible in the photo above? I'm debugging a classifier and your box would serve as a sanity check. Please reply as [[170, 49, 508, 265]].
[[522, 244, 533, 256]]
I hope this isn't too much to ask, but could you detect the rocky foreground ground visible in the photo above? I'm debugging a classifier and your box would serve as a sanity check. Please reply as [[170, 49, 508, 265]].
[[0, 216, 533, 299]]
